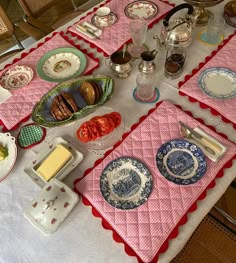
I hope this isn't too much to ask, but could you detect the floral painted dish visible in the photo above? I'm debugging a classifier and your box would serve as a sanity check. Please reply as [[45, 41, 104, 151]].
[[91, 12, 118, 28], [0, 65, 34, 90], [24, 178, 79, 235], [24, 137, 83, 188], [100, 157, 153, 210], [124, 0, 159, 20], [198, 67, 236, 100], [0, 133, 17, 182], [36, 47, 87, 82], [32, 75, 114, 128], [156, 139, 207, 185]]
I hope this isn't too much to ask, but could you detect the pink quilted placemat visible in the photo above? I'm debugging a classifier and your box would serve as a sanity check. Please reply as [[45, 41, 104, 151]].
[[74, 100, 236, 263], [0, 33, 99, 131], [68, 0, 173, 56], [179, 32, 236, 127]]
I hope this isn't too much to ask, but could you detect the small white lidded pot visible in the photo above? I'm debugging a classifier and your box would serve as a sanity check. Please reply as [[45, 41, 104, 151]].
[[24, 179, 79, 235]]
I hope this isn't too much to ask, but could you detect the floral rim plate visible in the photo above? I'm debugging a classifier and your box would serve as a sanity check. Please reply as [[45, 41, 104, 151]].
[[156, 139, 207, 185], [36, 47, 87, 82], [0, 65, 34, 90], [198, 67, 236, 100], [73, 107, 124, 151], [0, 133, 17, 182], [100, 157, 153, 210], [91, 12, 118, 28], [124, 0, 159, 20]]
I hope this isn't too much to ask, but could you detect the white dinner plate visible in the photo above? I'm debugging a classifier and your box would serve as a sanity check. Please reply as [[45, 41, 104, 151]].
[[0, 133, 17, 182], [198, 67, 236, 100]]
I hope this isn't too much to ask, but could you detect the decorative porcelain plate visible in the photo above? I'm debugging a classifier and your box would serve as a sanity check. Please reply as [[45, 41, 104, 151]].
[[0, 65, 34, 90], [124, 0, 159, 20], [24, 137, 83, 188], [24, 178, 79, 235], [91, 12, 118, 28], [32, 75, 114, 128], [36, 47, 87, 82], [100, 157, 153, 210], [156, 139, 207, 185], [198, 67, 236, 100], [0, 132, 17, 182]]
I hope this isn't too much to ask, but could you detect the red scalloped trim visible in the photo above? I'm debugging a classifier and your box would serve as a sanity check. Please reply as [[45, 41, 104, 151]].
[[0, 31, 99, 131], [67, 0, 175, 57], [178, 30, 236, 129], [73, 100, 236, 262]]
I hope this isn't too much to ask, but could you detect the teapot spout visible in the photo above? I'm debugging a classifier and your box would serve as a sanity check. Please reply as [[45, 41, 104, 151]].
[[153, 35, 166, 49]]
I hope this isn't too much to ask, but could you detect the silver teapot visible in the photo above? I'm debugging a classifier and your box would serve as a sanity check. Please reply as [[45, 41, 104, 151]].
[[153, 3, 199, 49]]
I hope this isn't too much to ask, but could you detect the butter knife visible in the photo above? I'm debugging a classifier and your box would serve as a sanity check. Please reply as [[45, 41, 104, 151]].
[[77, 24, 100, 39], [179, 121, 222, 153]]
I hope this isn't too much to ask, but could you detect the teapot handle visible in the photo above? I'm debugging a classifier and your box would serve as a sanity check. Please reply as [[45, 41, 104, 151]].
[[163, 3, 194, 27]]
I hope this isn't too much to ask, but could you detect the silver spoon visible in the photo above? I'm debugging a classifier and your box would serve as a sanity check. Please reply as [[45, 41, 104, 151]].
[[180, 125, 216, 155]]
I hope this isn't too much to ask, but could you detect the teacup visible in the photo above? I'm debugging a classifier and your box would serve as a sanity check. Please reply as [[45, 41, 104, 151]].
[[106, 51, 133, 79], [95, 7, 112, 26]]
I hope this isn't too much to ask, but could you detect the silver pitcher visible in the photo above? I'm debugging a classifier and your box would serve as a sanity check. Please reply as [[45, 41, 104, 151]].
[[138, 50, 158, 74], [106, 51, 133, 79]]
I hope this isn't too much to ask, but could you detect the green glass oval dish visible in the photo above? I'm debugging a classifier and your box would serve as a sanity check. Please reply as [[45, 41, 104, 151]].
[[32, 75, 114, 128]]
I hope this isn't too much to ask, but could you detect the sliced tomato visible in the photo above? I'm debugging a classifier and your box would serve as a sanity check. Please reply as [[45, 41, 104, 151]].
[[110, 112, 121, 127], [94, 117, 111, 136], [76, 122, 92, 143]]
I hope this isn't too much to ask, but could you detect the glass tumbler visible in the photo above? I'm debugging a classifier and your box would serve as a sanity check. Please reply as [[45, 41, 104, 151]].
[[206, 16, 225, 45], [164, 45, 186, 79], [136, 72, 156, 101]]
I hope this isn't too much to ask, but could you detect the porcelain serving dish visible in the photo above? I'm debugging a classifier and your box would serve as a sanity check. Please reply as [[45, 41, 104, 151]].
[[32, 75, 114, 128], [24, 178, 79, 235], [124, 0, 159, 20], [100, 157, 153, 210], [24, 137, 83, 188], [0, 132, 17, 182], [0, 65, 34, 90], [156, 139, 207, 185], [36, 47, 87, 82], [198, 67, 236, 99]]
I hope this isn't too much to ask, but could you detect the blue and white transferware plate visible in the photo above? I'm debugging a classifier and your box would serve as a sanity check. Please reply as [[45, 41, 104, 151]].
[[100, 157, 153, 210], [198, 67, 236, 100], [156, 139, 207, 185]]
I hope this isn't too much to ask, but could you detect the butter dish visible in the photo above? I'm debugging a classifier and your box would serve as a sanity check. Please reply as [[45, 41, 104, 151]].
[[24, 137, 83, 188], [76, 21, 102, 39], [24, 178, 79, 235], [191, 127, 227, 162]]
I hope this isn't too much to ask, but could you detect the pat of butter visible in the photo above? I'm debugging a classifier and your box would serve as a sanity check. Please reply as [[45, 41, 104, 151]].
[[36, 145, 72, 181]]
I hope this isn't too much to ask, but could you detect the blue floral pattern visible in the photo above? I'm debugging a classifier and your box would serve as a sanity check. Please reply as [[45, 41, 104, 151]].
[[100, 157, 153, 210], [156, 139, 207, 185]]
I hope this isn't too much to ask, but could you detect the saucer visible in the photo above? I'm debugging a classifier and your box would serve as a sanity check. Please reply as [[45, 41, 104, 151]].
[[198, 31, 224, 45], [133, 87, 159, 103], [91, 12, 118, 28]]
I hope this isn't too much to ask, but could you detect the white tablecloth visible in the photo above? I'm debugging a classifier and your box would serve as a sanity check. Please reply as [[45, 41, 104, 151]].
[[0, 1, 235, 263]]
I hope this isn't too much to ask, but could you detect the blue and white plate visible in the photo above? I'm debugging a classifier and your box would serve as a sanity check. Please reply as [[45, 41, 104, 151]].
[[100, 157, 153, 210], [156, 139, 207, 185], [198, 67, 236, 100]]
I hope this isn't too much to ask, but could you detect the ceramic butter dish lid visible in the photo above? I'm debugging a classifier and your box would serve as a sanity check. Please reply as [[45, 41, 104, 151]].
[[24, 179, 79, 235]]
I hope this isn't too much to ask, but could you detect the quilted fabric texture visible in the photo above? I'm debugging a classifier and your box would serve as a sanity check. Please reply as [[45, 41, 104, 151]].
[[0, 34, 99, 130], [69, 0, 173, 56], [179, 34, 236, 124], [75, 100, 236, 262]]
